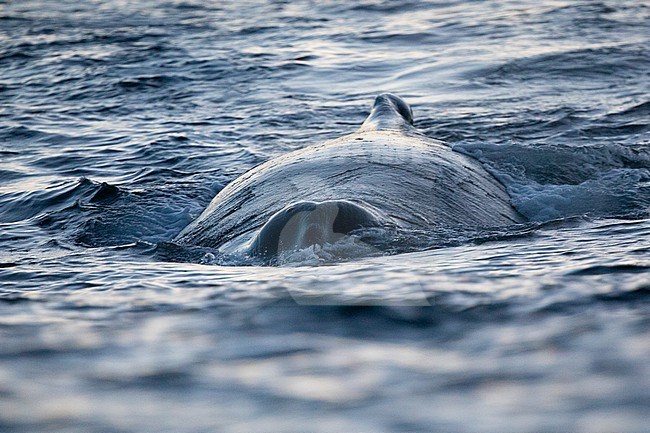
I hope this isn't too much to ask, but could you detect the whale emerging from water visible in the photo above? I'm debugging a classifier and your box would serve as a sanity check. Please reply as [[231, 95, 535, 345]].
[[174, 94, 525, 261]]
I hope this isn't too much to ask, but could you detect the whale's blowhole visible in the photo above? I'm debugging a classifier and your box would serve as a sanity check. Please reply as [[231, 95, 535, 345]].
[[376, 93, 414, 124], [361, 93, 414, 131]]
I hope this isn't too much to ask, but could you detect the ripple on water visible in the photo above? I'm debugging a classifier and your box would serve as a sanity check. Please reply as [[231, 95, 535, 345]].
[[0, 0, 649, 431]]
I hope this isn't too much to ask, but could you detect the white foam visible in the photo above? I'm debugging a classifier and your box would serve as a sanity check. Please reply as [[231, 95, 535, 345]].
[[277, 234, 384, 266], [453, 141, 650, 222], [509, 168, 648, 221]]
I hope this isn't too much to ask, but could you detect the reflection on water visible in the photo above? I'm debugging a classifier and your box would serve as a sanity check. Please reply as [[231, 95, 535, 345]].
[[0, 0, 649, 431]]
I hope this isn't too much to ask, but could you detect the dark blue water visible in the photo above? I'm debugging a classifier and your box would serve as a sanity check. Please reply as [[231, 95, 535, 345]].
[[1, 1, 649, 431]]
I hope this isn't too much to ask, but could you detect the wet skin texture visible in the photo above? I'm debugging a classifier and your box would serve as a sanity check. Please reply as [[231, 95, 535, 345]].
[[174, 94, 525, 258]]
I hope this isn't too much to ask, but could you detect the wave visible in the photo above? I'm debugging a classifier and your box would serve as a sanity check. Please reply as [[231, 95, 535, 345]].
[[0, 177, 200, 249], [454, 141, 650, 221], [469, 44, 649, 84]]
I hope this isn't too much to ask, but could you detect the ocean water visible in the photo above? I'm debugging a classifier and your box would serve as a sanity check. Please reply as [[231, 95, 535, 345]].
[[1, 0, 649, 431]]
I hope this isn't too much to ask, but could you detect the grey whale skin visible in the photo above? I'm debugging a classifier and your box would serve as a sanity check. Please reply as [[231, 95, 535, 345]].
[[174, 94, 525, 258]]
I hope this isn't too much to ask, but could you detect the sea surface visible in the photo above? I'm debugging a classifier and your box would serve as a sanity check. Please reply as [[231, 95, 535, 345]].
[[1, 0, 649, 431]]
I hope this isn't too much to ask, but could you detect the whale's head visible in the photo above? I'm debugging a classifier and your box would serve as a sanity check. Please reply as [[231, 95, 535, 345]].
[[360, 93, 414, 131]]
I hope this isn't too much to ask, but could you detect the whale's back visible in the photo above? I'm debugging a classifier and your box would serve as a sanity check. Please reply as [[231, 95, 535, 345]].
[[174, 129, 524, 254]]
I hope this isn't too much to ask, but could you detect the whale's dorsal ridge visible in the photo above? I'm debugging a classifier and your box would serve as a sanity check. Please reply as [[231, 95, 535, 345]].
[[360, 93, 414, 132]]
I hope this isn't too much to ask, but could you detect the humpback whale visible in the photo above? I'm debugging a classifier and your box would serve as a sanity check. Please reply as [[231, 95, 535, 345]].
[[174, 94, 525, 261]]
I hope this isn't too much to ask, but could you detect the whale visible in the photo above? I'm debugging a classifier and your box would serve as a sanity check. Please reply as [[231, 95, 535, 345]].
[[174, 94, 525, 261]]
